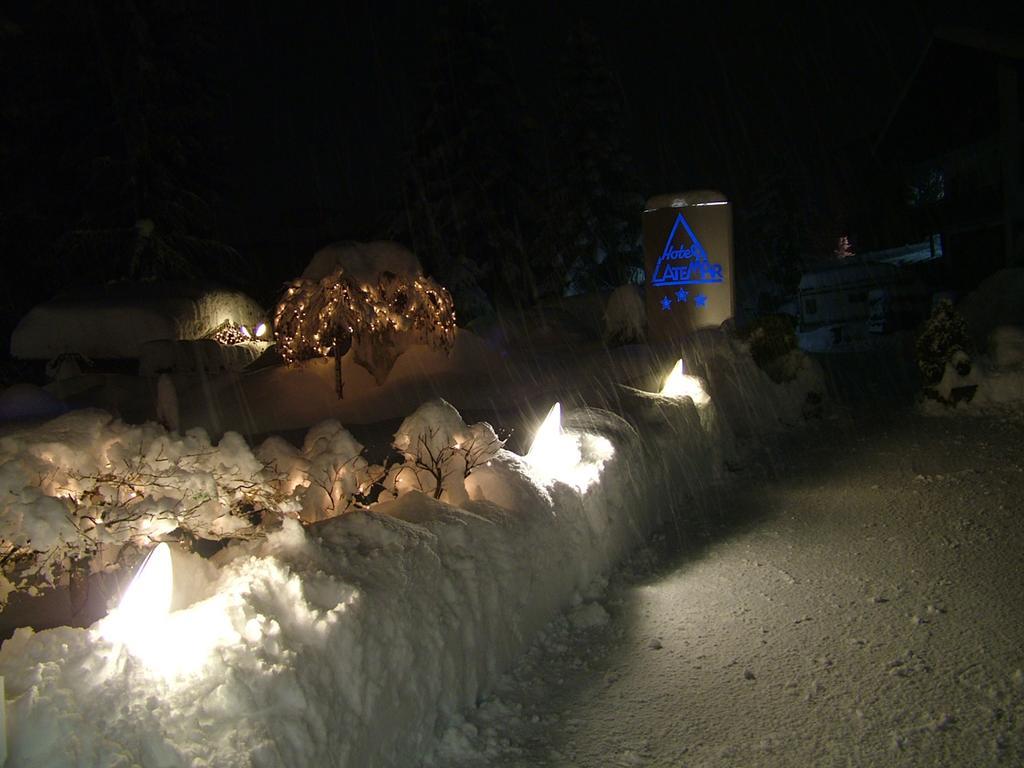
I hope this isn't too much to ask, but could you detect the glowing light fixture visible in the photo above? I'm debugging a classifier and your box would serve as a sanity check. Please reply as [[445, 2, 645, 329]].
[[660, 359, 711, 407], [100, 543, 173, 660], [254, 322, 268, 338], [119, 543, 173, 623], [526, 402, 564, 465], [525, 403, 613, 491]]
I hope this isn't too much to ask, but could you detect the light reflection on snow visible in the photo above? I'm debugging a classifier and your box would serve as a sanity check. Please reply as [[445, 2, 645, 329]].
[[660, 359, 711, 407], [98, 547, 361, 681], [525, 403, 615, 492], [97, 542, 231, 679]]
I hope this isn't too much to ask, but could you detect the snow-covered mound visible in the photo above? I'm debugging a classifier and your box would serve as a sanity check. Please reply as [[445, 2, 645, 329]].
[[171, 321, 823, 443], [138, 338, 267, 377], [177, 328, 504, 436], [0, 409, 285, 603], [604, 285, 646, 344], [302, 240, 422, 284], [957, 268, 1024, 345], [989, 325, 1024, 370], [10, 282, 266, 361]]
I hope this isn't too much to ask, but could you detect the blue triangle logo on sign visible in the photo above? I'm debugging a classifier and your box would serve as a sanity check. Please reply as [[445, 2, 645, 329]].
[[651, 212, 724, 287]]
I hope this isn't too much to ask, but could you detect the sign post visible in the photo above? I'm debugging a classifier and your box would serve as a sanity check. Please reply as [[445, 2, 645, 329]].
[[643, 190, 734, 342]]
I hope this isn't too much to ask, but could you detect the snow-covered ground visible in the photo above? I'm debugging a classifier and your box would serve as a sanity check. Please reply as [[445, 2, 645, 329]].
[[428, 408, 1024, 767]]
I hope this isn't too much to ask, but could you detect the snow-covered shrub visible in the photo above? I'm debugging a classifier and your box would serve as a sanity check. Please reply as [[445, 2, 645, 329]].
[[299, 421, 378, 520], [739, 314, 797, 382], [604, 284, 646, 344], [256, 423, 380, 523], [380, 399, 503, 505], [0, 411, 286, 606], [917, 299, 972, 387]]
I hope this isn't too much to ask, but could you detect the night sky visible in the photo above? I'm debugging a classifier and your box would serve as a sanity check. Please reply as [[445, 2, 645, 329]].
[[218, 1, 927, 247], [1, 0, 1016, 357]]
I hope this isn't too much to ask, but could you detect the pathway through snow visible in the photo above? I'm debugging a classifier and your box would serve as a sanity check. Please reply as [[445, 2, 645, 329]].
[[430, 410, 1024, 767]]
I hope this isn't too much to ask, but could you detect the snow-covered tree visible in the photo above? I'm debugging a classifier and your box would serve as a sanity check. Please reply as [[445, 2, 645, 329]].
[[394, 1, 540, 316], [0, 2, 237, 290], [273, 267, 456, 394], [541, 24, 644, 293], [917, 299, 972, 387]]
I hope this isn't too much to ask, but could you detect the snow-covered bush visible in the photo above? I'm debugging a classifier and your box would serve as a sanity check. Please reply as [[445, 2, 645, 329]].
[[917, 299, 973, 388], [604, 284, 646, 344], [380, 399, 503, 506], [256, 424, 380, 523], [0, 411, 285, 606], [739, 314, 797, 383], [298, 421, 379, 520]]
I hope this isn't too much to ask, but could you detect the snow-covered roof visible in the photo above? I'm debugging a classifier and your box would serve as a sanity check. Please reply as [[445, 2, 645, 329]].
[[798, 261, 901, 294], [861, 238, 942, 267], [644, 190, 728, 212], [10, 281, 266, 360]]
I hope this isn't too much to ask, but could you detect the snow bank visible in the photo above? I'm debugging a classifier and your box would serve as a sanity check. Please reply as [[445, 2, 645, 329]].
[[173, 323, 822, 444], [0, 331, 827, 767], [177, 328, 503, 436], [989, 325, 1024, 370], [957, 268, 1024, 344], [10, 282, 266, 361], [938, 331, 1024, 410], [0, 396, 699, 767], [672, 330, 826, 437]]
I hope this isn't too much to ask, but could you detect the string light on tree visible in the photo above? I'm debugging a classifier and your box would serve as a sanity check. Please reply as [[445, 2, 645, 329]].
[[274, 268, 457, 397]]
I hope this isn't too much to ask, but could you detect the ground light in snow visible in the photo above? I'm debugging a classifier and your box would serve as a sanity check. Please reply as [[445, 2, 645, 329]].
[[99, 543, 173, 664], [98, 544, 235, 679], [660, 359, 711, 406], [525, 402, 614, 491]]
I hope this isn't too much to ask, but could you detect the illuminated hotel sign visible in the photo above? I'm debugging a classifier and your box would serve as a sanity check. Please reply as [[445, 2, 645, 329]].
[[651, 212, 724, 313], [643, 192, 734, 339]]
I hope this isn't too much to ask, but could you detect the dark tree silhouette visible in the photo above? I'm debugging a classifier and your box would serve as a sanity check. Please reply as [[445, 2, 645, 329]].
[[1, 1, 237, 289], [396, 0, 536, 318], [543, 24, 643, 294]]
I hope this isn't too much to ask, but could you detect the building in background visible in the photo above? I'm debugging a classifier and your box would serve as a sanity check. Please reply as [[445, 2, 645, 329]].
[[876, 27, 1023, 291]]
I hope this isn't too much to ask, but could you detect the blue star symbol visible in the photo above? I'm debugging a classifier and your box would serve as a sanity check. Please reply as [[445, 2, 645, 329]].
[[660, 296, 672, 311], [695, 294, 708, 308], [675, 288, 688, 302]]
